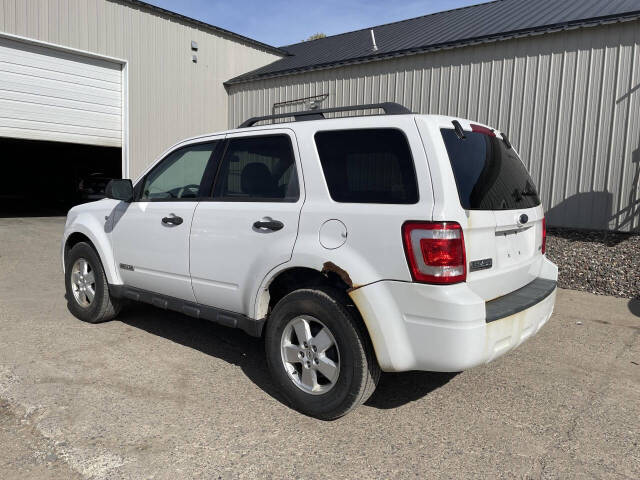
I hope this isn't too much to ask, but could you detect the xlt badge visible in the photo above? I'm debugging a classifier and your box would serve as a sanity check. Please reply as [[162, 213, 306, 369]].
[[469, 258, 492, 272]]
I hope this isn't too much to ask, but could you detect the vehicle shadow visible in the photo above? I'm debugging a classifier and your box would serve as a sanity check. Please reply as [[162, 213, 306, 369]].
[[365, 371, 457, 409], [116, 304, 288, 405], [629, 297, 640, 318], [116, 303, 455, 411]]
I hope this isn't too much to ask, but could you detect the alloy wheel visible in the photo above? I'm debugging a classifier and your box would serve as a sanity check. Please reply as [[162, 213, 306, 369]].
[[280, 315, 341, 395], [71, 258, 96, 308]]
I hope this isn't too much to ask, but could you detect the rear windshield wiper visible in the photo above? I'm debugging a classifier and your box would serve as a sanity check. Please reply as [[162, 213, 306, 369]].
[[511, 185, 537, 203], [512, 188, 523, 202], [521, 182, 538, 197]]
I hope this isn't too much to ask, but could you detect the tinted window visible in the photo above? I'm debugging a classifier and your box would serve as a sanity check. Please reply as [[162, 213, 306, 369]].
[[213, 135, 299, 202], [141, 142, 217, 200], [314, 129, 418, 204], [441, 129, 541, 210]]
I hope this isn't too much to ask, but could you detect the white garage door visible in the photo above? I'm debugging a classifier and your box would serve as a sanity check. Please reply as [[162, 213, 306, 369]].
[[0, 36, 122, 147]]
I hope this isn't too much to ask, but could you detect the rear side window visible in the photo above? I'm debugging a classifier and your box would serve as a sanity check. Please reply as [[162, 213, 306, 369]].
[[213, 135, 299, 202], [440, 128, 541, 210], [314, 129, 418, 204]]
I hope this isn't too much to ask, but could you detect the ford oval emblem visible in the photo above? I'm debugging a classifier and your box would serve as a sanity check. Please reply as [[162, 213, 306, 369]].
[[519, 214, 529, 224]]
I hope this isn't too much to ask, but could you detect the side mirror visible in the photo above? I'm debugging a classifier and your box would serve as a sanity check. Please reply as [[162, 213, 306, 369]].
[[105, 179, 134, 202]]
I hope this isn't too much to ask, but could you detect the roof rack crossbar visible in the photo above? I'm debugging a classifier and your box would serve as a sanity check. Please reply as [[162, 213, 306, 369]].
[[238, 102, 411, 128]]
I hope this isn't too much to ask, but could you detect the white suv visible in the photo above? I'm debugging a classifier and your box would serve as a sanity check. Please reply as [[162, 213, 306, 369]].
[[62, 103, 557, 419]]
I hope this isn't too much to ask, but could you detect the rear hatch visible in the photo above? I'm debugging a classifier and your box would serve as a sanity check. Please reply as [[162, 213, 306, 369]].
[[434, 120, 545, 301]]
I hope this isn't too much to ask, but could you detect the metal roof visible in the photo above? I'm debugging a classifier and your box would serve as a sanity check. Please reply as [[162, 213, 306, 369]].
[[226, 0, 640, 85], [113, 0, 287, 56]]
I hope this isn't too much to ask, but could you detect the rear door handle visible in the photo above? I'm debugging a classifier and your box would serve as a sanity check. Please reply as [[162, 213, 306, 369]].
[[162, 215, 183, 226], [253, 219, 284, 231]]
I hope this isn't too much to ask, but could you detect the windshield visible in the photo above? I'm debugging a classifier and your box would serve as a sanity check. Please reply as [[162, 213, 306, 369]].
[[440, 128, 541, 210]]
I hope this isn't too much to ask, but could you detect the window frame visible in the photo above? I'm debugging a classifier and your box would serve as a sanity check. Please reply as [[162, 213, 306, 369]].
[[313, 127, 420, 205], [132, 140, 223, 203], [207, 132, 301, 203]]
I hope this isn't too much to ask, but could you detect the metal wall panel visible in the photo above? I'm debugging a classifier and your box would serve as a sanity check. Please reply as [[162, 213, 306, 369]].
[[0, 0, 281, 177], [229, 22, 640, 232]]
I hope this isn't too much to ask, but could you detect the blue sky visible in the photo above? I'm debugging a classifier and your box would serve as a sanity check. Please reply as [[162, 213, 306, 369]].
[[145, 0, 486, 47]]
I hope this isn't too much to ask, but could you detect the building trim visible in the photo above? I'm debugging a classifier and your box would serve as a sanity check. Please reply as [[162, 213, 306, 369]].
[[121, 62, 130, 178]]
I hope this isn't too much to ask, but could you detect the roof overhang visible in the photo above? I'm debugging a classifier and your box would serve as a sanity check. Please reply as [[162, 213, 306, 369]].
[[111, 0, 288, 57]]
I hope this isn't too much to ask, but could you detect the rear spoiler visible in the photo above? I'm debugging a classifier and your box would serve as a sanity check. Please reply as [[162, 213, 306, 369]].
[[450, 120, 512, 149]]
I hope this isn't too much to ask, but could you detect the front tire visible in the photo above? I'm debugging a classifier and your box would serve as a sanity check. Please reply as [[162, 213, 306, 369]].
[[265, 288, 380, 420], [64, 242, 121, 323]]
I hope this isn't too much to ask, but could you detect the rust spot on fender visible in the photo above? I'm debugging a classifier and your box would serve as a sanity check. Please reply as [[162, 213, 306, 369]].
[[322, 261, 355, 290]]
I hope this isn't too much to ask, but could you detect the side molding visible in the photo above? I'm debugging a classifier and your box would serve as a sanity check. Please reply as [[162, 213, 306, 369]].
[[110, 285, 265, 337]]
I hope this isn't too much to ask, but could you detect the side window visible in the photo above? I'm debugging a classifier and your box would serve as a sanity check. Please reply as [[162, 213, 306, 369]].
[[213, 135, 299, 202], [140, 142, 217, 201], [314, 129, 418, 204]]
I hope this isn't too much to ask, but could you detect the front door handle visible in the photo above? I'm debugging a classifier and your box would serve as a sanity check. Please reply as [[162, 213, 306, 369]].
[[253, 219, 284, 231], [162, 215, 183, 226]]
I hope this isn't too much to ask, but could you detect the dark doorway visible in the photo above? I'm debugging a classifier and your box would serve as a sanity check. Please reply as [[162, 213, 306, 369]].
[[0, 138, 121, 217]]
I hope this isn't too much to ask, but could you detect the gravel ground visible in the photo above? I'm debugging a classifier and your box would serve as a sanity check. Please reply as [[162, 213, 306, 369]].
[[546, 228, 640, 299]]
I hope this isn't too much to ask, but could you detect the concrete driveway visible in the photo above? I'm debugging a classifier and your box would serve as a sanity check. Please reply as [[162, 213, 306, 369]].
[[1, 216, 638, 479]]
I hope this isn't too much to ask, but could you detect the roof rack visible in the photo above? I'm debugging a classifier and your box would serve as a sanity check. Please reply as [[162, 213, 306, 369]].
[[237, 102, 411, 128]]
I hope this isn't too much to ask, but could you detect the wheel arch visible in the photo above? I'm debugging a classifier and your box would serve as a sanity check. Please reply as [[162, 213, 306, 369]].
[[255, 251, 404, 372], [64, 231, 96, 257], [63, 217, 121, 285], [256, 266, 350, 320]]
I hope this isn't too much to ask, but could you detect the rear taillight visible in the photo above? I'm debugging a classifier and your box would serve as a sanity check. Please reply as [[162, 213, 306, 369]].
[[402, 222, 466, 284], [541, 217, 547, 254]]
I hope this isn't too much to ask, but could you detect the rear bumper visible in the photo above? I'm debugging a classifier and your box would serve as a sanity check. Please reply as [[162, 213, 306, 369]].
[[349, 257, 558, 372]]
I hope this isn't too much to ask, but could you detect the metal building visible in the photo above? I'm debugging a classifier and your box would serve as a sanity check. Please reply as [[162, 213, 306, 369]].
[[227, 0, 640, 232], [0, 0, 283, 213]]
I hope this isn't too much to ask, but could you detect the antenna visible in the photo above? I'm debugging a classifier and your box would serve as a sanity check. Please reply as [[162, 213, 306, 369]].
[[370, 29, 378, 51]]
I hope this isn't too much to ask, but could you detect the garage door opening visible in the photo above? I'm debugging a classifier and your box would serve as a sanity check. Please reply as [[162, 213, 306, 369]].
[[0, 138, 121, 217]]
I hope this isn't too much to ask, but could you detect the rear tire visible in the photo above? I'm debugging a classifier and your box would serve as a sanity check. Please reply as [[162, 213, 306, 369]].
[[265, 287, 380, 420], [64, 242, 121, 323]]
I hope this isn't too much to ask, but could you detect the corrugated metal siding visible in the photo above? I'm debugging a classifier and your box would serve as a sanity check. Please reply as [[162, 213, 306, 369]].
[[229, 22, 640, 232], [0, 0, 281, 177]]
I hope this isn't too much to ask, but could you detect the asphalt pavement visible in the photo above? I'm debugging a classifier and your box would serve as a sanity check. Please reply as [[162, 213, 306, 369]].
[[0, 216, 638, 479]]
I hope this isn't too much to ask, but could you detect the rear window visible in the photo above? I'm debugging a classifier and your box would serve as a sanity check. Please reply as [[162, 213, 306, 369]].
[[440, 128, 541, 210], [314, 129, 418, 204]]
